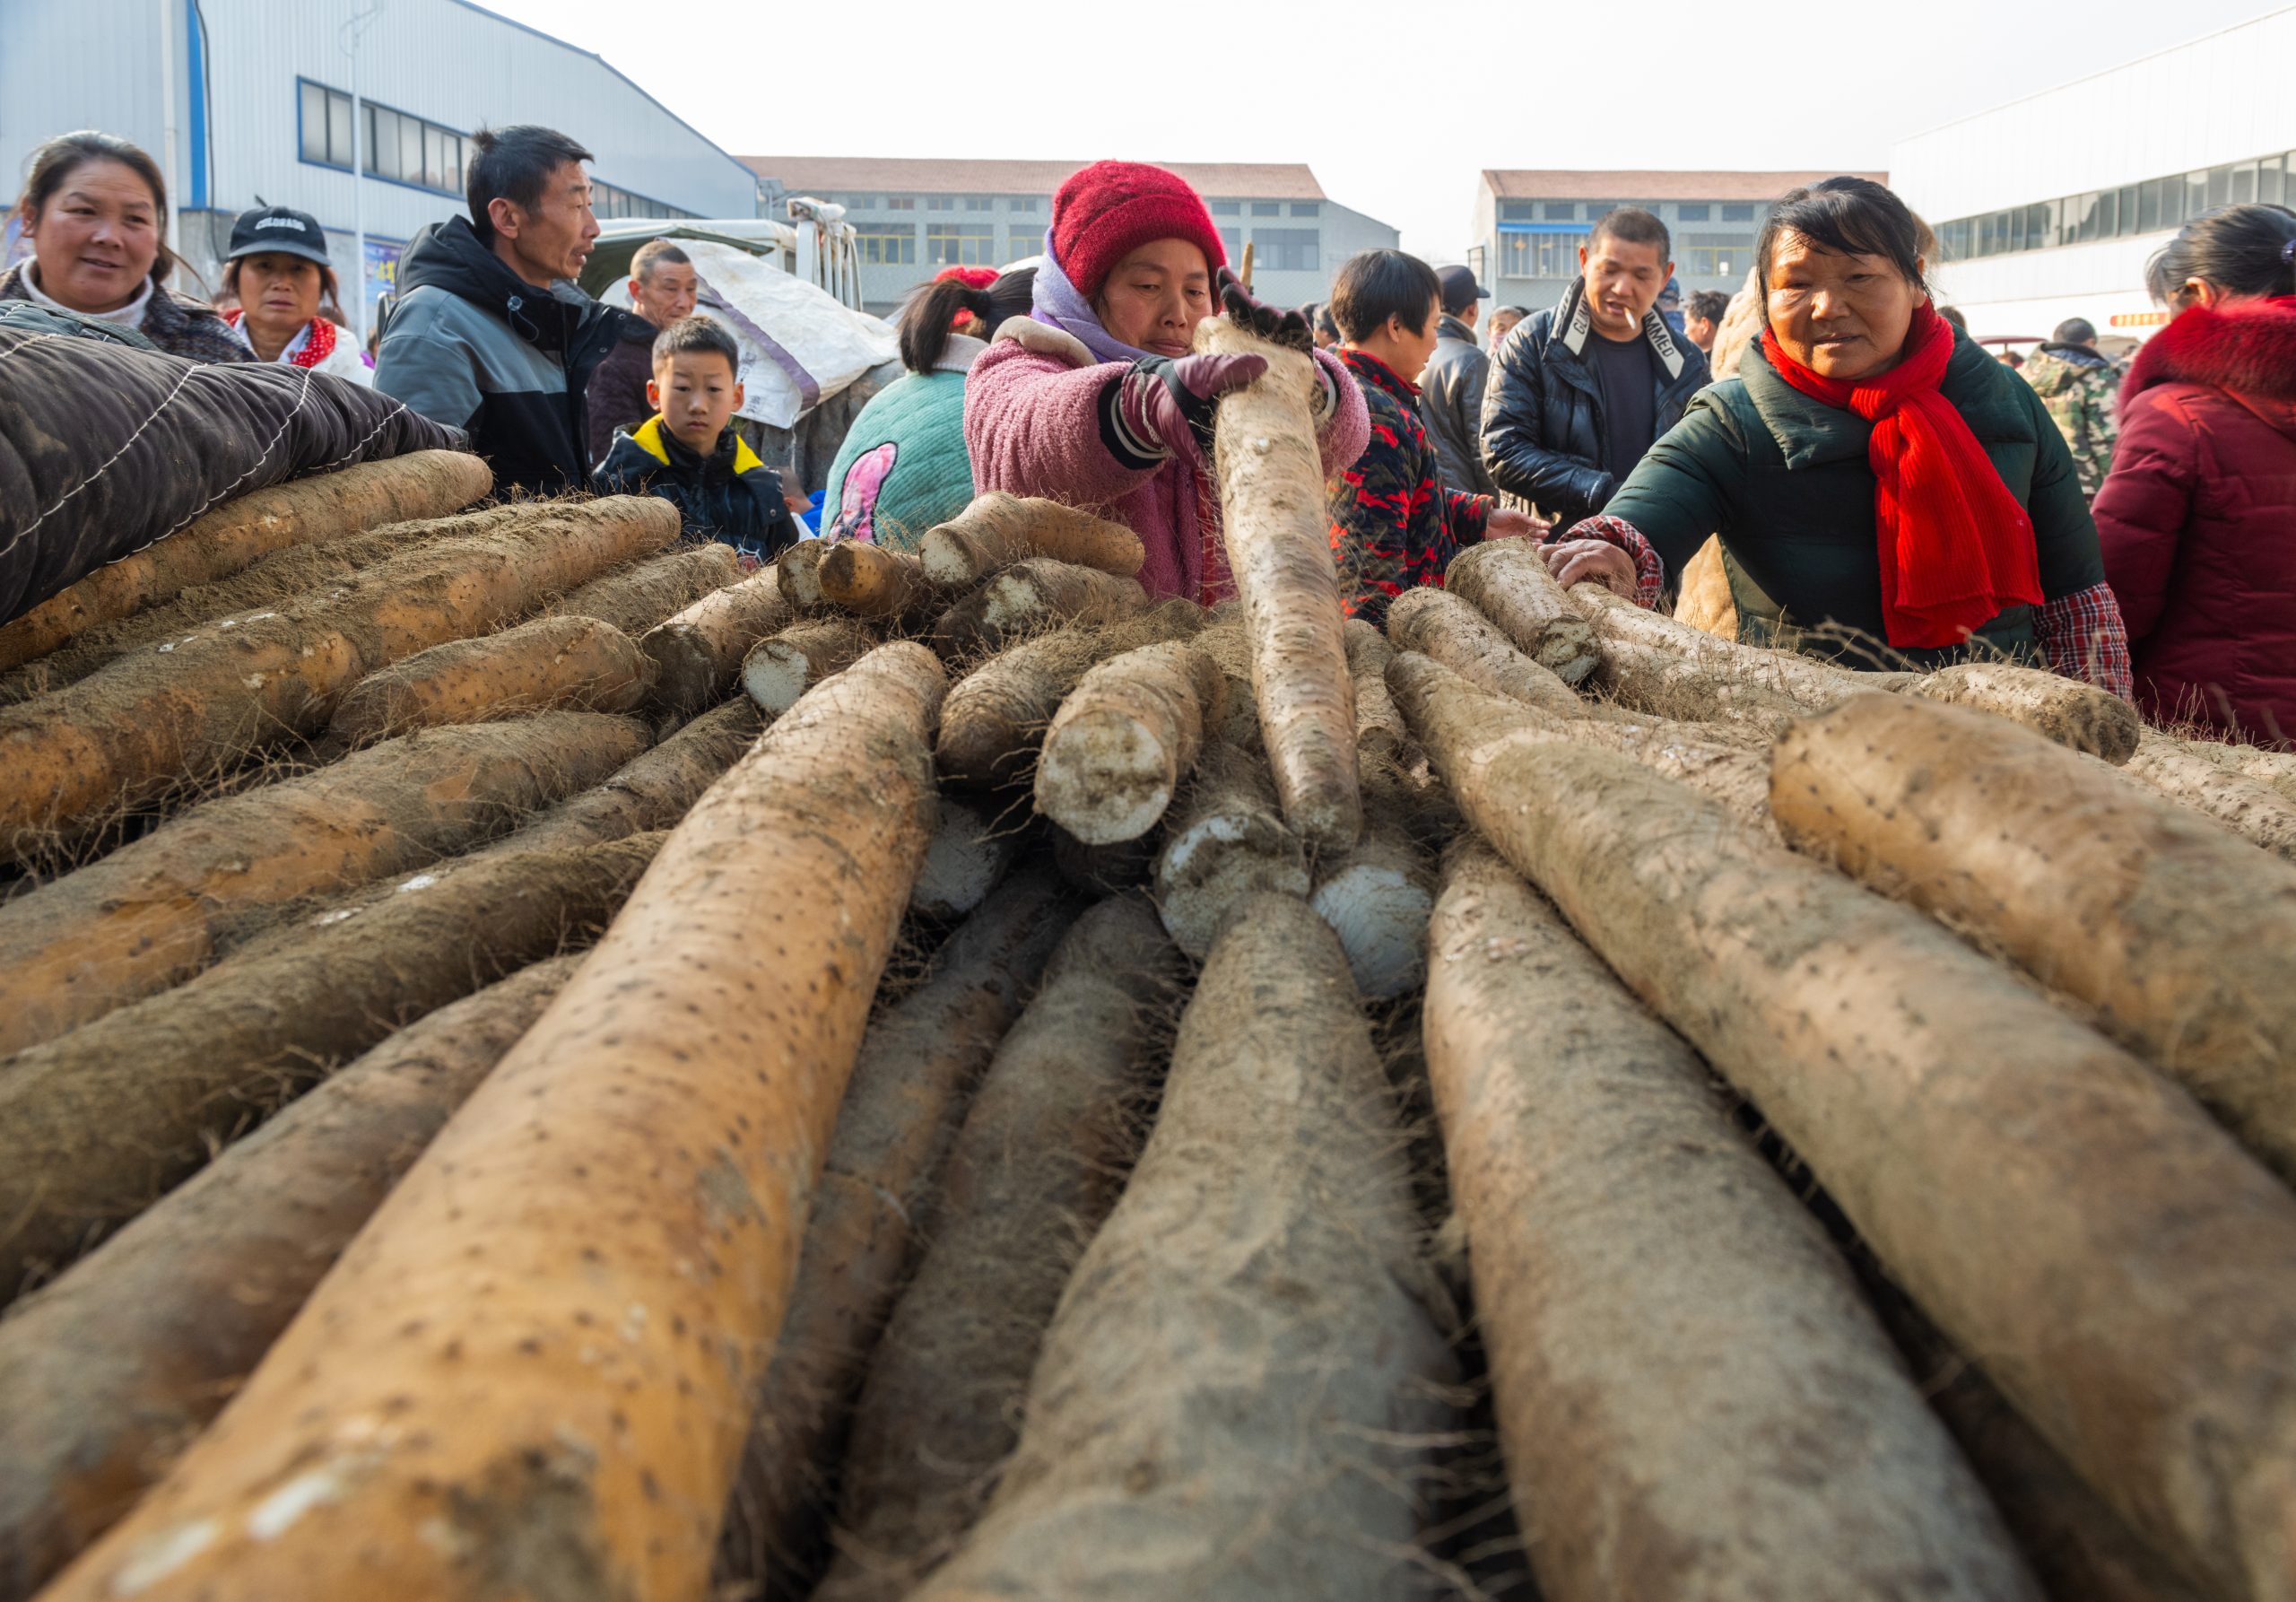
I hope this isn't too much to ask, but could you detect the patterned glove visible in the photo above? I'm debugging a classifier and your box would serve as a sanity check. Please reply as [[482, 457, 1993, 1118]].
[[1109, 351, 1268, 463], [1218, 267, 1314, 353]]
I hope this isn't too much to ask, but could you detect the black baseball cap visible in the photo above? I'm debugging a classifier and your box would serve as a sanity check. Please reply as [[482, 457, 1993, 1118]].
[[1436, 264, 1489, 315], [227, 205, 333, 267]]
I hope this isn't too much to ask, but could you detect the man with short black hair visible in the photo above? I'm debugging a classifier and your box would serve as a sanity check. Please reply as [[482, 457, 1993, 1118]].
[[1481, 206, 1709, 526], [587, 239, 700, 466], [1683, 290, 1729, 353], [1326, 250, 1542, 623], [1420, 263, 1497, 497], [376, 124, 632, 495], [2022, 315, 2120, 501]]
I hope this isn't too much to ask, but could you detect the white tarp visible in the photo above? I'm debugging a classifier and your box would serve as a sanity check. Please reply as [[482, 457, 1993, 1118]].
[[604, 239, 898, 430]]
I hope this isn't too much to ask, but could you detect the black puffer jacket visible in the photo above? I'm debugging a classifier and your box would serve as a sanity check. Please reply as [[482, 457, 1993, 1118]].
[[1418, 314, 1495, 497], [1480, 276, 1709, 525], [594, 417, 798, 566]]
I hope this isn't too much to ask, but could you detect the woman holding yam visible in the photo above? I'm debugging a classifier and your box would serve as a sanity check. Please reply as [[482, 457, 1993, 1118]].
[[963, 160, 1370, 603], [1545, 177, 2131, 691]]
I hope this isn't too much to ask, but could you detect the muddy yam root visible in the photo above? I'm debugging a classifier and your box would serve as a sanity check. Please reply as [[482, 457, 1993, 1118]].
[[0, 496, 679, 858], [909, 893, 1455, 1602], [1152, 738, 1310, 959], [1198, 316, 1361, 849], [932, 558, 1146, 657], [742, 615, 878, 714], [641, 569, 796, 717], [0, 710, 648, 1054], [1387, 585, 1592, 719], [2122, 729, 2296, 861], [1342, 617, 1408, 762], [1907, 661, 2140, 764], [548, 542, 742, 636], [38, 644, 947, 1602], [0, 956, 579, 1599], [1033, 640, 1224, 845], [0, 450, 492, 672], [1774, 693, 2296, 1184], [474, 699, 763, 859], [910, 795, 1026, 920], [0, 832, 663, 1301], [1444, 538, 1603, 685], [1394, 661, 2296, 1602], [815, 897, 1182, 1602], [917, 492, 1146, 586], [818, 542, 941, 620], [325, 614, 653, 744], [718, 869, 1078, 1591], [1424, 843, 2039, 1601]]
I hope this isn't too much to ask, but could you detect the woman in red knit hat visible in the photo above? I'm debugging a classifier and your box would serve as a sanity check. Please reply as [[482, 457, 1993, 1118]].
[[963, 160, 1369, 602]]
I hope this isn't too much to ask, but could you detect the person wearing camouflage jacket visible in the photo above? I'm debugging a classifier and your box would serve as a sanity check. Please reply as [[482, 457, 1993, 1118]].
[[2022, 318, 2120, 501]]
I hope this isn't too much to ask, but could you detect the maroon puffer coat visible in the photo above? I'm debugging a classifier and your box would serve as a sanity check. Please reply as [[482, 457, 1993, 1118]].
[[2094, 295, 2296, 744]]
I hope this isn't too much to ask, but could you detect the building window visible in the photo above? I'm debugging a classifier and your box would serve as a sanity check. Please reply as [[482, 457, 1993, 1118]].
[[590, 179, 695, 222], [855, 224, 917, 266], [1291, 202, 1319, 217], [886, 196, 915, 211], [1497, 201, 1532, 222], [1680, 233, 1750, 276], [1211, 200, 1241, 216], [1250, 228, 1318, 273], [1720, 203, 1756, 222], [2261, 156, 2287, 209], [1009, 196, 1037, 213], [1219, 227, 1243, 262], [1500, 231, 1586, 279], [1676, 203, 1709, 222], [1008, 228, 1037, 259], [926, 223, 998, 266], [1544, 202, 1574, 220], [299, 80, 466, 197], [927, 196, 955, 212], [1251, 201, 1282, 217], [962, 194, 992, 212]]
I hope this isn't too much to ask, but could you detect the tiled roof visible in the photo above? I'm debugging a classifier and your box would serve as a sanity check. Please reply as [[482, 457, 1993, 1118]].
[[741, 156, 1329, 203], [1483, 170, 1890, 201]]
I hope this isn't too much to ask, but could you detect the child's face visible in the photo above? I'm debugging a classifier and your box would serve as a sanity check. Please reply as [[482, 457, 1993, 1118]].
[[648, 352, 744, 454]]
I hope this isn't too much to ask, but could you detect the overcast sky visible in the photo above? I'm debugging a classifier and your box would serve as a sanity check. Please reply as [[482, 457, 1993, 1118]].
[[485, 0, 2277, 262]]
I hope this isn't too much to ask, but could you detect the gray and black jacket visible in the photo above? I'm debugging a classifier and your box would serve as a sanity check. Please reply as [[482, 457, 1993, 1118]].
[[1480, 276, 1709, 526], [1418, 313, 1496, 498], [375, 216, 634, 497]]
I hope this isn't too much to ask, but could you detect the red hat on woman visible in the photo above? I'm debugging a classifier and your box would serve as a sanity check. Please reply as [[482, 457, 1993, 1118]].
[[1050, 161, 1228, 300], [933, 265, 999, 291]]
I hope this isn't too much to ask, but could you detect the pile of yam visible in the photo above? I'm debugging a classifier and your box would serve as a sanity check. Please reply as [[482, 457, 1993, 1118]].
[[5, 326, 2296, 1602]]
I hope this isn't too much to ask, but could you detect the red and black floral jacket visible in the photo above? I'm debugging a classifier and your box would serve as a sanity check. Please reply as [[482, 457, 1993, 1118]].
[[1328, 347, 1492, 626]]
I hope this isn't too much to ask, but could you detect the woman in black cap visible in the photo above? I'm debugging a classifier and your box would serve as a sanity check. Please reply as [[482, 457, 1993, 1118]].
[[220, 204, 369, 381]]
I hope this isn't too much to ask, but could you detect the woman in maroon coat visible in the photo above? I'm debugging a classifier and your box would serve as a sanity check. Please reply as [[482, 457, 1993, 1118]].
[[2094, 204, 2296, 744]]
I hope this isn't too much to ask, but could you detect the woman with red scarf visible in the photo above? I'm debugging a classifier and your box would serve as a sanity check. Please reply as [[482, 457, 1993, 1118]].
[[2093, 204, 2296, 744], [1546, 178, 2128, 692], [218, 205, 371, 385]]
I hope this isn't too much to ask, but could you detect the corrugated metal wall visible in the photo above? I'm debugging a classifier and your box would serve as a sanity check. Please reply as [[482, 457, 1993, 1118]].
[[3, 0, 758, 315]]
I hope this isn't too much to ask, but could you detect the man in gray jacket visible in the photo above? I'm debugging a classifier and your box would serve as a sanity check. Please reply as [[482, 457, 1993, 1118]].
[[1418, 265, 1497, 497]]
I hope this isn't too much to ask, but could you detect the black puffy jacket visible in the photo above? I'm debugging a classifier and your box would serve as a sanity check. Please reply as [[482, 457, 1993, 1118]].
[[1480, 276, 1709, 525], [1417, 314, 1495, 498], [594, 416, 798, 565]]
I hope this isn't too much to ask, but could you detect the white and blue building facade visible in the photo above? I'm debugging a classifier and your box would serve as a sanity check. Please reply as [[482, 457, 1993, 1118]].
[[1, 0, 761, 325]]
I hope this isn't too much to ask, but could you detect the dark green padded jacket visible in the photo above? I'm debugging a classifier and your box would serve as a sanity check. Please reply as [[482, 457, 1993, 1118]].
[[1605, 327, 2106, 669]]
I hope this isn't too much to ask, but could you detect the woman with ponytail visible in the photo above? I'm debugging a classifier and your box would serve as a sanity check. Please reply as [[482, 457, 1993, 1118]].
[[1542, 177, 2129, 695], [822, 264, 1033, 548], [2093, 204, 2296, 743]]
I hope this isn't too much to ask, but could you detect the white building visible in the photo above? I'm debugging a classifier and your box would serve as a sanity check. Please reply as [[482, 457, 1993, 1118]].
[[0, 0, 761, 326], [743, 157, 1400, 317], [1892, 7, 2296, 346]]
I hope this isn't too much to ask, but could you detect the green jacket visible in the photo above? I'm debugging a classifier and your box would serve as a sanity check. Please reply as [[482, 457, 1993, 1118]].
[[2021, 343, 2119, 501], [822, 335, 983, 552], [1607, 329, 2107, 668]]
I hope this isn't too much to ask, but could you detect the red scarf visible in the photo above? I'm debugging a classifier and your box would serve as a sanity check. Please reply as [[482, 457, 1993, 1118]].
[[1761, 301, 2040, 649], [224, 309, 336, 370]]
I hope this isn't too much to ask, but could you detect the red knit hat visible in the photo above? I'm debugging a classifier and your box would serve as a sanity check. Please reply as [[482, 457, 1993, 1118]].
[[1050, 161, 1228, 300], [934, 265, 999, 292]]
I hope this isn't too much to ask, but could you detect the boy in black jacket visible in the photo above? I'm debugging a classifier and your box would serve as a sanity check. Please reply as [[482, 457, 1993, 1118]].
[[594, 316, 798, 567]]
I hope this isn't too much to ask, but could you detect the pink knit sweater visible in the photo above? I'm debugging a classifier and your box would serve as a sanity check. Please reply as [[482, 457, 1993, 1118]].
[[962, 319, 1370, 603]]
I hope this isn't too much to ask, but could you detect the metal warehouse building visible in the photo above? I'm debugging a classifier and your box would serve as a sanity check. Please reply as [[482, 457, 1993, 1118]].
[[744, 157, 1400, 316], [0, 0, 761, 328], [1892, 6, 2296, 344]]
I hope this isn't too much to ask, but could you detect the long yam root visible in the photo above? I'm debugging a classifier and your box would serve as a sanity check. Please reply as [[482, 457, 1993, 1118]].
[[1033, 640, 1224, 845], [641, 569, 796, 717], [917, 492, 1146, 586], [1445, 539, 1602, 685], [325, 614, 652, 745]]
